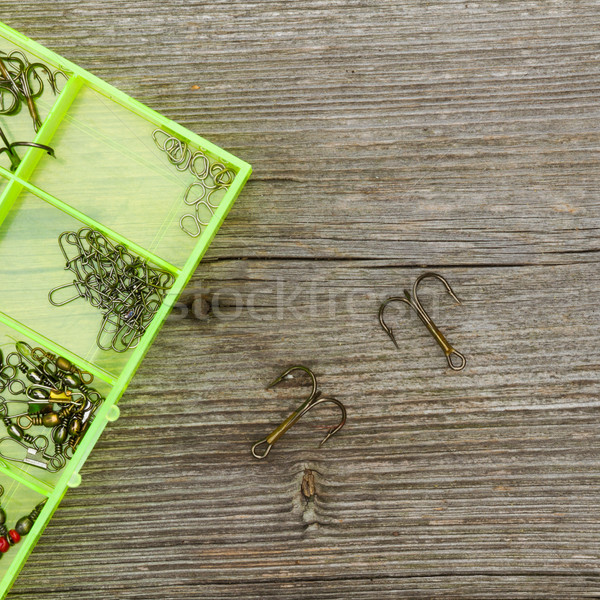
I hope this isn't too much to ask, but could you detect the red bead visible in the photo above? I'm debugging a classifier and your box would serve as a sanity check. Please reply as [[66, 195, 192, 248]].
[[0, 537, 9, 553], [8, 530, 20, 544]]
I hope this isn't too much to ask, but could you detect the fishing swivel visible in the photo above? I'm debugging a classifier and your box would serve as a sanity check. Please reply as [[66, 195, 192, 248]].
[[379, 272, 467, 371], [251, 366, 346, 459]]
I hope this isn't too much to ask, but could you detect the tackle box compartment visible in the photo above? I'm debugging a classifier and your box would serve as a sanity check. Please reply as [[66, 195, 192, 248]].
[[0, 21, 251, 597]]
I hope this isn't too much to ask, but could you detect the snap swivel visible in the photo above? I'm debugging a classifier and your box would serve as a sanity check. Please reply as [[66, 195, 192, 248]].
[[0, 436, 62, 471]]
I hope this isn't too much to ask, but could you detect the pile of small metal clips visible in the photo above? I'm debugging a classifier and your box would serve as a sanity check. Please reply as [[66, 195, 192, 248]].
[[0, 50, 66, 170], [152, 128, 236, 238], [0, 342, 104, 473], [49, 228, 175, 353]]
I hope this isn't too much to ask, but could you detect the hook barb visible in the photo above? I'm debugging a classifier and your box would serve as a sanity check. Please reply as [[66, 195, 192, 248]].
[[413, 271, 462, 307], [312, 396, 347, 447], [378, 296, 413, 350]]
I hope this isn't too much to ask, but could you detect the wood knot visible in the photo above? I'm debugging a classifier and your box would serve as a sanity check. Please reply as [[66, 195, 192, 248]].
[[301, 468, 316, 499], [191, 295, 211, 319]]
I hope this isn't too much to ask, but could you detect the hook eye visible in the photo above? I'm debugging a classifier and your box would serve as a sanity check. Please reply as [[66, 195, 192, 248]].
[[251, 438, 272, 460], [447, 350, 467, 371]]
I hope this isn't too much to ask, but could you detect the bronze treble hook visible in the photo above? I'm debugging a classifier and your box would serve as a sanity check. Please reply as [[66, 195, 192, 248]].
[[251, 366, 346, 459], [379, 272, 467, 371]]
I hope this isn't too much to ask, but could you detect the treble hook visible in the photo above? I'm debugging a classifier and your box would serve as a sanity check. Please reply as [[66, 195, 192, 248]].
[[251, 366, 346, 459], [379, 272, 467, 371]]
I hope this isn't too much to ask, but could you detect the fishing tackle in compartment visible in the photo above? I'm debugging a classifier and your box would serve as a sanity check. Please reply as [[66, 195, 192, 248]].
[[0, 485, 46, 555], [48, 227, 175, 353], [0, 50, 66, 171], [0, 125, 54, 172], [0, 49, 67, 130], [0, 341, 105, 473], [152, 128, 237, 238]]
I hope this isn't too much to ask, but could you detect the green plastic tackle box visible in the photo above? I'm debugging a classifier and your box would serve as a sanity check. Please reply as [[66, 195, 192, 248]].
[[0, 21, 251, 597]]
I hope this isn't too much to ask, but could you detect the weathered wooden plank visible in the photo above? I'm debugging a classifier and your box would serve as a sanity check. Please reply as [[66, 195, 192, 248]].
[[9, 577, 600, 600], [10, 262, 600, 598], [1, 1, 599, 598], [2, 1, 598, 265]]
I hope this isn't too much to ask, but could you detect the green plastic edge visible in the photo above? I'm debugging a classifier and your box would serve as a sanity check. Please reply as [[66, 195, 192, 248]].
[[11, 178, 183, 277], [0, 311, 116, 385], [0, 21, 251, 175], [14, 75, 84, 183], [0, 19, 252, 599]]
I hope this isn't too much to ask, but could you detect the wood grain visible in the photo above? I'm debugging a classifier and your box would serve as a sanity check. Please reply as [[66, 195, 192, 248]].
[[1, 1, 599, 598]]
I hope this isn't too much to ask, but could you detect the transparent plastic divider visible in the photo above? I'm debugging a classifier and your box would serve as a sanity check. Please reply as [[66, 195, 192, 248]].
[[0, 311, 116, 386], [13, 75, 84, 183], [15, 178, 181, 276], [0, 470, 51, 502], [0, 461, 52, 499], [0, 165, 13, 181], [0, 176, 18, 231]]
